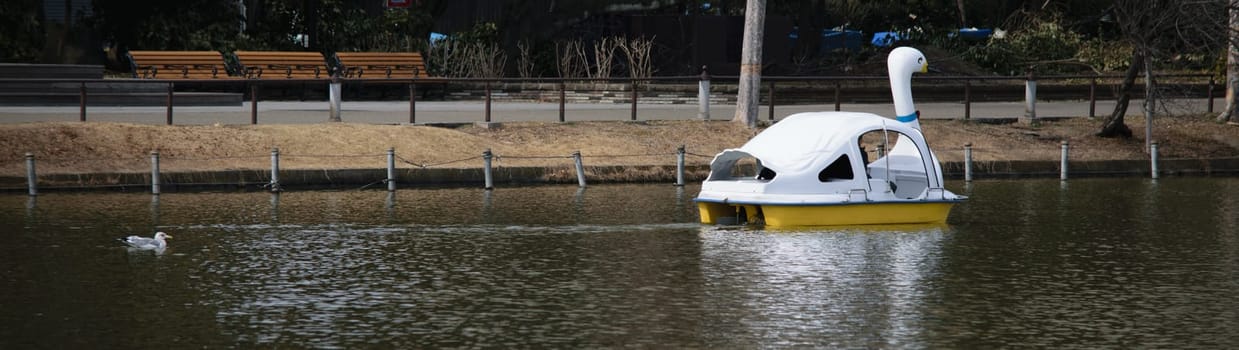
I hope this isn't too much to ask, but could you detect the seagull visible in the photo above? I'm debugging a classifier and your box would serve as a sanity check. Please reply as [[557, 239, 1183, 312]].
[[120, 231, 172, 251]]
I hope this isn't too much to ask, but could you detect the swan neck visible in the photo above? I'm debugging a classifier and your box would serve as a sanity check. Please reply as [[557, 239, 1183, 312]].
[[889, 68, 915, 118]]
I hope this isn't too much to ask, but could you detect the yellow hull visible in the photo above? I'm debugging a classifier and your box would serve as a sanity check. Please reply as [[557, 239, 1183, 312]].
[[697, 201, 955, 227]]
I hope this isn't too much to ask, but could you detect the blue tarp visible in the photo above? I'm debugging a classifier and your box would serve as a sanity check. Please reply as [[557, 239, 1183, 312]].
[[821, 30, 863, 51], [871, 31, 902, 47], [952, 28, 993, 40]]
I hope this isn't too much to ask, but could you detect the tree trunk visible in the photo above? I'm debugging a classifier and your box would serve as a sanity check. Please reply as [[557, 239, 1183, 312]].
[[733, 0, 766, 128], [1218, 0, 1239, 123], [956, 0, 968, 28], [1097, 50, 1143, 138], [1143, 54, 1155, 151]]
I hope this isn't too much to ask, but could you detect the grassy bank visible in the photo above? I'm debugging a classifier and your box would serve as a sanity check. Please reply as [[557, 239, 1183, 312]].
[[2, 116, 1237, 184]]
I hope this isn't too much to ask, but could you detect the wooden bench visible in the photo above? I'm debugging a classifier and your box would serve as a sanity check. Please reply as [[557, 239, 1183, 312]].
[[234, 51, 330, 79], [128, 50, 234, 79], [334, 52, 434, 79]]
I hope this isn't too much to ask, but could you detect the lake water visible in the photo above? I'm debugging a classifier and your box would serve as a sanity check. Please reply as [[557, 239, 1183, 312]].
[[2, 179, 1237, 348]]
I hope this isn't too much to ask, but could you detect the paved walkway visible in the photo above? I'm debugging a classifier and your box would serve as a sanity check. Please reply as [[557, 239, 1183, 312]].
[[0, 98, 1223, 125]]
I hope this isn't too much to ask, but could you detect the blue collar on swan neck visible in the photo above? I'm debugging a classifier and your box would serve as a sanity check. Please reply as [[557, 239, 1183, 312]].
[[896, 111, 919, 123]]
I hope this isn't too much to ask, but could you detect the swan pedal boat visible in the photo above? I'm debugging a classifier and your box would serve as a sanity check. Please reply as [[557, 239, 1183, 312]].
[[695, 47, 965, 227]]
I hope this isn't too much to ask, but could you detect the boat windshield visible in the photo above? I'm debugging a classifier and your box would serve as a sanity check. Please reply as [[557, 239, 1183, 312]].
[[860, 129, 933, 198]]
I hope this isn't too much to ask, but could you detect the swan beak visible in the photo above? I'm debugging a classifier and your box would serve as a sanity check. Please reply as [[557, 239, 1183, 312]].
[[920, 61, 928, 73]]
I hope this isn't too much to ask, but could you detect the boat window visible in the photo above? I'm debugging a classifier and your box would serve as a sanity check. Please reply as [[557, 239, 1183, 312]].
[[818, 154, 854, 182], [758, 167, 777, 180], [727, 157, 759, 179]]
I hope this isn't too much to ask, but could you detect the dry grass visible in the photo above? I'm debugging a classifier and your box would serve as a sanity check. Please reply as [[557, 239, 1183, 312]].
[[1, 116, 1236, 177]]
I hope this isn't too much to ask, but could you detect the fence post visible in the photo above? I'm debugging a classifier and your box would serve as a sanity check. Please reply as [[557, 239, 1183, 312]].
[[1089, 77, 1097, 119], [409, 82, 417, 124], [573, 151, 587, 187], [675, 145, 686, 186], [79, 82, 87, 122], [630, 79, 638, 121], [166, 82, 174, 125], [1060, 141, 1069, 181], [25, 153, 37, 196], [559, 80, 566, 122], [150, 150, 161, 195], [269, 147, 281, 192], [964, 79, 971, 121], [1024, 68, 1038, 126], [834, 82, 841, 112], [963, 144, 973, 182], [768, 81, 776, 121], [386, 147, 396, 192], [483, 149, 494, 190], [1151, 141, 1160, 179], [485, 80, 492, 123], [698, 66, 711, 120], [1209, 75, 1219, 112], [250, 83, 259, 125]]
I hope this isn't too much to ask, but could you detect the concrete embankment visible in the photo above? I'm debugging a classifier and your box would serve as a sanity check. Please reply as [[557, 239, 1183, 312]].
[[3, 158, 1238, 193]]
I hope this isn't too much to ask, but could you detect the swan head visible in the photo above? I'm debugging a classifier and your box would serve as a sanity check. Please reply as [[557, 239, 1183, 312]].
[[887, 47, 927, 128], [888, 47, 928, 76]]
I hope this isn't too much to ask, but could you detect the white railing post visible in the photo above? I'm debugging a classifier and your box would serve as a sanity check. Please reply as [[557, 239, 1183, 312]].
[[697, 66, 710, 120], [963, 143, 973, 182], [573, 151, 587, 187], [386, 148, 396, 191], [1060, 141, 1069, 181], [150, 150, 161, 195], [675, 145, 686, 186], [482, 149, 494, 190], [25, 153, 37, 196], [269, 147, 281, 192], [1150, 141, 1160, 179]]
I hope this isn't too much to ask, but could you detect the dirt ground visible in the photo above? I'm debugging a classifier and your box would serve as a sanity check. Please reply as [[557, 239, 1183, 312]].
[[2, 115, 1237, 177]]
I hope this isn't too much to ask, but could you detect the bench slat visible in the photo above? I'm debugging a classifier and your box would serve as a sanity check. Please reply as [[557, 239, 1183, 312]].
[[234, 51, 330, 79], [335, 52, 436, 79], [128, 50, 235, 79]]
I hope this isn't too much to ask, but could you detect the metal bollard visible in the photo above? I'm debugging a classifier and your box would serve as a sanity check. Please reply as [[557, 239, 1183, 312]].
[[1060, 141, 1069, 181], [675, 145, 686, 186], [269, 148, 281, 192], [572, 151, 587, 187], [483, 149, 494, 190], [963, 144, 973, 182], [329, 75, 343, 122], [25, 153, 37, 196], [1024, 69, 1038, 125], [386, 148, 396, 192], [150, 151, 161, 195], [1151, 141, 1160, 179], [698, 66, 711, 120]]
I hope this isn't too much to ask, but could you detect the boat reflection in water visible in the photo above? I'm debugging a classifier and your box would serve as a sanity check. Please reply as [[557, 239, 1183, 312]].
[[696, 223, 948, 344]]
